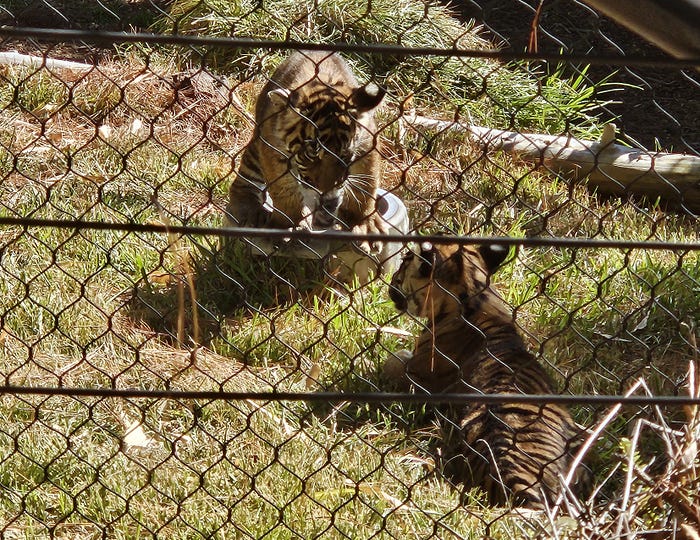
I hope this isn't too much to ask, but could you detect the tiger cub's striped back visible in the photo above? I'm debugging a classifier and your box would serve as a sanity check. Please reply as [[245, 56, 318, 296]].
[[386, 242, 588, 508], [226, 50, 385, 236]]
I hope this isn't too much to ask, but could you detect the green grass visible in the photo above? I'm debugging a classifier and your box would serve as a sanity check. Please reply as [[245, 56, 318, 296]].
[[1, 8, 699, 538], [159, 0, 617, 138], [0, 390, 561, 539]]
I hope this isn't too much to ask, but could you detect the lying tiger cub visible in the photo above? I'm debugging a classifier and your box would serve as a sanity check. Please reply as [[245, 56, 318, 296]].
[[385, 241, 588, 508]]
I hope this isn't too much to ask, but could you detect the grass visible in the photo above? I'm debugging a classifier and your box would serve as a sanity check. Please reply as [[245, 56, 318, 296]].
[[160, 0, 618, 138], [551, 362, 700, 538], [1, 5, 699, 538]]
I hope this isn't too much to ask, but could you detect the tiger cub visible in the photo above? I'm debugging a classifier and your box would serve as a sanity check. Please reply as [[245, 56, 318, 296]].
[[226, 50, 386, 242], [385, 242, 587, 508]]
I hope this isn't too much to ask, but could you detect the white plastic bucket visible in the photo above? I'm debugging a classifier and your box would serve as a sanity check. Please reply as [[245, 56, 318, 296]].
[[244, 188, 410, 275], [373, 188, 410, 272]]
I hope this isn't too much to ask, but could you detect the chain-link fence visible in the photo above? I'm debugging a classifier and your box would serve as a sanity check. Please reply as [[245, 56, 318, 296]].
[[1, 0, 699, 538]]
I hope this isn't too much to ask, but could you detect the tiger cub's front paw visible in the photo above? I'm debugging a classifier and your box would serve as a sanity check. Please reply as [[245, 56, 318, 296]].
[[352, 213, 388, 256], [226, 201, 272, 228]]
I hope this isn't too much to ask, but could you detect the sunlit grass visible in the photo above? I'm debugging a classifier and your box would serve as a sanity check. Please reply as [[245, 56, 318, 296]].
[[0, 20, 698, 539], [161, 0, 617, 138]]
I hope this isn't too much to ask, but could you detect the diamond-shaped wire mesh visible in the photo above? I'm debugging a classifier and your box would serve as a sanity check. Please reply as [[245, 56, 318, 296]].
[[1, 0, 699, 538]]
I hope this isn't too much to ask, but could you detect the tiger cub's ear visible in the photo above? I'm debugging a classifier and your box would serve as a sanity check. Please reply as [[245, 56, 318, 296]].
[[478, 244, 510, 274], [351, 82, 386, 112]]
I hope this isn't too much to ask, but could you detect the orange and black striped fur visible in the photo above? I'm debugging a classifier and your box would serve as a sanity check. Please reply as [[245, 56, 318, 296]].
[[386, 242, 587, 508], [226, 50, 386, 238]]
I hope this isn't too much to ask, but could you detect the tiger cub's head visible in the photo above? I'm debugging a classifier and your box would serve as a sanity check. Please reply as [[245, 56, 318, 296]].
[[389, 242, 510, 319], [268, 79, 384, 228]]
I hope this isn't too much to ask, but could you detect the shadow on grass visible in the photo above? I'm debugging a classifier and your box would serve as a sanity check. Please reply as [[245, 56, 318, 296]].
[[1, 0, 169, 31], [126, 237, 337, 348]]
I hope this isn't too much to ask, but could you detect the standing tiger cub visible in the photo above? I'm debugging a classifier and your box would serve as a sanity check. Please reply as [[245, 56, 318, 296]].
[[385, 242, 588, 508], [226, 50, 386, 243]]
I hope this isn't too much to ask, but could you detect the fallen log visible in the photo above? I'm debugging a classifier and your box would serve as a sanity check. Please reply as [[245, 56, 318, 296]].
[[0, 50, 93, 72], [401, 113, 700, 214]]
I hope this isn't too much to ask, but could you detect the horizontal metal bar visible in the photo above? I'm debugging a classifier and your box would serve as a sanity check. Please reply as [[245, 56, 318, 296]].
[[0, 216, 698, 251], [2, 384, 700, 406], [1, 26, 698, 69]]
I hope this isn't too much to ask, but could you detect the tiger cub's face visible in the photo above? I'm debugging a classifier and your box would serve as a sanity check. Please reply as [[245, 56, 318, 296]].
[[389, 242, 509, 319], [268, 83, 384, 228]]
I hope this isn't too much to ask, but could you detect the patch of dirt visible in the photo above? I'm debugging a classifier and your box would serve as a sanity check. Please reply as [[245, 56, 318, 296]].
[[0, 0, 169, 31], [0, 0, 171, 62]]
